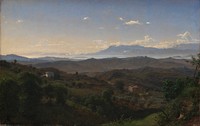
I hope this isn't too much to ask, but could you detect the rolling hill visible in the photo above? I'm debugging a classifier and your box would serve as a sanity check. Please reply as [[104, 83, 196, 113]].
[[34, 56, 193, 73], [0, 54, 30, 61], [0, 54, 73, 63], [96, 66, 194, 90]]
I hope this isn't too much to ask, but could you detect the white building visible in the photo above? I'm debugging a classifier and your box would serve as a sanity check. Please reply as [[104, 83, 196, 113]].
[[43, 72, 54, 78]]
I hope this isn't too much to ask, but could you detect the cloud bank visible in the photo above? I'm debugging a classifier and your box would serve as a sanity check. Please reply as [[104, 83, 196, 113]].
[[124, 20, 141, 25]]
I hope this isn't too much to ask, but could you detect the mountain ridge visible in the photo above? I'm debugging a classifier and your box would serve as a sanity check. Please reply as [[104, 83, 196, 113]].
[[1, 43, 199, 61], [86, 43, 199, 58], [33, 56, 193, 73]]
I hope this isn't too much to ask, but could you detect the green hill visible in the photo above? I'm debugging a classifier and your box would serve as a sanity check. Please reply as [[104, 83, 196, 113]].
[[0, 57, 198, 125]]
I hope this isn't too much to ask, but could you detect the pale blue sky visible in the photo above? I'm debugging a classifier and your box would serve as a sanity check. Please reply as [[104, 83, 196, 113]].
[[1, 0, 200, 57]]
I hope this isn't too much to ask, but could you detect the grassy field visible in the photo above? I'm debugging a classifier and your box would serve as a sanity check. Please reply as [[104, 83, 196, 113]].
[[103, 113, 158, 126]]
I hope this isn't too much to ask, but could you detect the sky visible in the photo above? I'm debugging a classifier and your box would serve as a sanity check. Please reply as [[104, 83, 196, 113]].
[[1, 0, 200, 57]]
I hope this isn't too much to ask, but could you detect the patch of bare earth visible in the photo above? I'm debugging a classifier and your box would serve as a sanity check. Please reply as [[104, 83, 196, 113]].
[[185, 116, 200, 126]]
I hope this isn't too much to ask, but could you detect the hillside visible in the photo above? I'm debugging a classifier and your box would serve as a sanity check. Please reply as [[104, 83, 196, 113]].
[[0, 54, 30, 62], [0, 54, 74, 63], [0, 56, 198, 125], [96, 67, 193, 90], [0, 60, 108, 125], [0, 60, 165, 125], [33, 57, 193, 73]]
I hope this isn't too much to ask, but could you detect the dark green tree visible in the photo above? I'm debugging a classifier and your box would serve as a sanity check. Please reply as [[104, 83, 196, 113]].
[[157, 53, 200, 125], [54, 85, 68, 105], [44, 84, 55, 104], [102, 88, 113, 102], [19, 72, 42, 121], [162, 79, 184, 101], [0, 78, 20, 123], [190, 53, 200, 82], [13, 59, 17, 64], [115, 80, 124, 91]]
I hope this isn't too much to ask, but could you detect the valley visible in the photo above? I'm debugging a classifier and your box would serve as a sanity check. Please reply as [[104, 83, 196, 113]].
[[0, 54, 198, 125]]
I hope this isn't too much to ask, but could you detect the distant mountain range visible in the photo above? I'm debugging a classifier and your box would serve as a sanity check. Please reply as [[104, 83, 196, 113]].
[[84, 43, 199, 59], [0, 54, 195, 74], [173, 43, 199, 50], [0, 54, 30, 62], [0, 43, 199, 62], [0, 54, 72, 63]]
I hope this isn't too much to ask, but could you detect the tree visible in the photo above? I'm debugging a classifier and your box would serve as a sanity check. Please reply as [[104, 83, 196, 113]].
[[19, 72, 42, 121], [115, 81, 124, 91], [162, 79, 184, 101], [44, 84, 55, 104], [157, 53, 200, 125], [13, 59, 17, 64], [54, 85, 68, 105], [190, 53, 200, 81], [0, 78, 20, 123], [102, 89, 113, 102]]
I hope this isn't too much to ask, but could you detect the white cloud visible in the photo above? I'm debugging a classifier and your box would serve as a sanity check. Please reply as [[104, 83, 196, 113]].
[[93, 32, 199, 50], [16, 19, 23, 23], [93, 40, 108, 49], [153, 32, 199, 48], [144, 35, 154, 42], [93, 40, 121, 50], [146, 22, 150, 25], [109, 41, 121, 46], [119, 17, 124, 21], [176, 31, 199, 44], [83, 17, 89, 21], [177, 31, 192, 42], [124, 20, 142, 25], [93, 36, 155, 50], [132, 35, 155, 46], [154, 41, 175, 48]]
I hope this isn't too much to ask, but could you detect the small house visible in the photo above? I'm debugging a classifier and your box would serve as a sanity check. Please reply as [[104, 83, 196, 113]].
[[42, 72, 54, 78]]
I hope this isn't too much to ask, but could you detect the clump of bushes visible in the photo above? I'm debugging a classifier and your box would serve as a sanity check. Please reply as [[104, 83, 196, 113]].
[[157, 54, 200, 126]]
